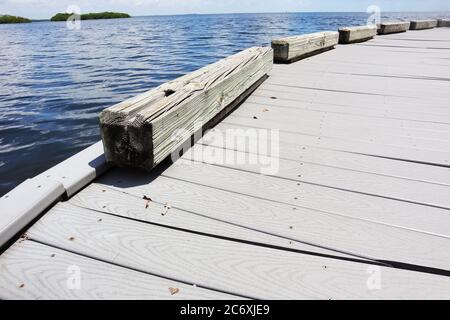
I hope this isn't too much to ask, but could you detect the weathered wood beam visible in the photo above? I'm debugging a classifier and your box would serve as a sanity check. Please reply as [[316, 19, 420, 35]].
[[271, 31, 339, 63], [410, 20, 438, 30], [338, 25, 377, 44], [377, 22, 410, 35], [99, 47, 273, 171]]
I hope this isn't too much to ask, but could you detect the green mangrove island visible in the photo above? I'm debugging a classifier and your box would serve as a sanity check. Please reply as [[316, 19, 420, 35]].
[[50, 12, 131, 21], [0, 15, 31, 24]]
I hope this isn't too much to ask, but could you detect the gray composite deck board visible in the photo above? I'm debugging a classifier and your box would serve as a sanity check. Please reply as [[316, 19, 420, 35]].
[[1, 28, 450, 299], [199, 125, 450, 186], [181, 145, 450, 210], [69, 183, 358, 260], [221, 118, 450, 166], [253, 84, 450, 118], [248, 91, 450, 124], [266, 73, 450, 100], [12, 203, 450, 299], [161, 155, 450, 236], [0, 241, 237, 300], [225, 103, 450, 150], [94, 165, 450, 268]]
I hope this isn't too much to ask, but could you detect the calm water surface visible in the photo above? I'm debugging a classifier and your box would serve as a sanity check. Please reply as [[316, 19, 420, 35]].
[[1, 12, 449, 195]]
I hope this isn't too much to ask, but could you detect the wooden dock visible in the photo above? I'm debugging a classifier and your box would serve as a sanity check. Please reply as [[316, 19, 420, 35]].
[[1, 27, 450, 299]]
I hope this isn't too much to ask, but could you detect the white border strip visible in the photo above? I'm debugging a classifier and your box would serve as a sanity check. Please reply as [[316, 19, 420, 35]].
[[0, 141, 108, 248]]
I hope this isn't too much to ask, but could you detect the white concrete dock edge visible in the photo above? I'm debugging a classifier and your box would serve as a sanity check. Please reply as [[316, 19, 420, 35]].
[[0, 141, 107, 248], [35, 141, 107, 197], [0, 179, 64, 248]]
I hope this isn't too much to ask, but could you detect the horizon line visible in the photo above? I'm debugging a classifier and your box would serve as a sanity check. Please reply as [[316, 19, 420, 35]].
[[5, 10, 449, 21]]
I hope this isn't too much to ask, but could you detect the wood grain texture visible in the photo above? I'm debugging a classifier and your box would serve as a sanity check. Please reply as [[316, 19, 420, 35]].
[[23, 203, 450, 299], [338, 25, 377, 44], [0, 240, 236, 300], [377, 22, 411, 34], [271, 31, 338, 63], [99, 47, 273, 171]]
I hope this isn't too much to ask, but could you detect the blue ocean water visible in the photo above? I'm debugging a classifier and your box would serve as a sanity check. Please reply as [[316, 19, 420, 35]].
[[0, 12, 449, 195]]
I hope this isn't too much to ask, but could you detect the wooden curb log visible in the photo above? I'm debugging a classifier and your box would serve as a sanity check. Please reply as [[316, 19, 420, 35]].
[[338, 25, 377, 44], [377, 22, 410, 35], [410, 20, 438, 30], [271, 31, 339, 63], [99, 47, 273, 171], [438, 19, 450, 27]]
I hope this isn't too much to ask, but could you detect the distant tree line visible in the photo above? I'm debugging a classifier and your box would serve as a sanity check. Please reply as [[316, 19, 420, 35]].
[[0, 15, 31, 24], [50, 12, 131, 22], [0, 12, 131, 24]]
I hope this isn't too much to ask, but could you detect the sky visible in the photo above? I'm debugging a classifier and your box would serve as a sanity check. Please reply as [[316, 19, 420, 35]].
[[1, 0, 450, 20]]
